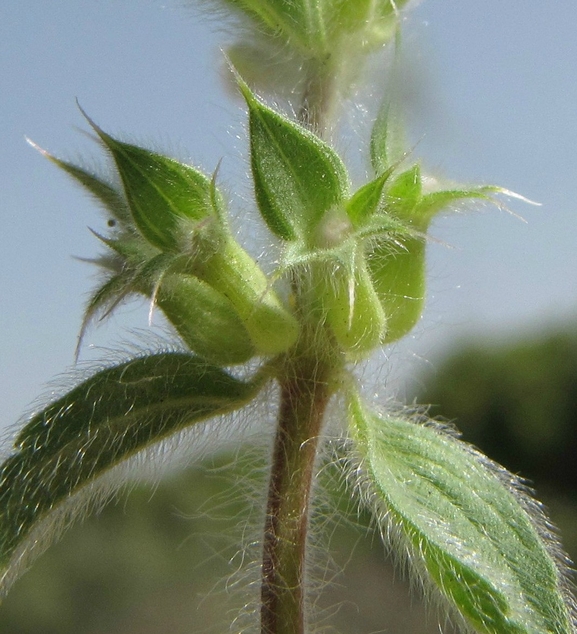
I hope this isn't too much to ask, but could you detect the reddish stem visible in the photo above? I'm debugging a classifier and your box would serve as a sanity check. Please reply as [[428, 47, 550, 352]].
[[260, 355, 334, 634]]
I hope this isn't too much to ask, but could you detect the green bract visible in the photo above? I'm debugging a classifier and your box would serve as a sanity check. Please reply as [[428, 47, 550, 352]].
[[361, 106, 509, 342], [235, 86, 507, 354], [370, 98, 406, 176], [240, 76, 349, 241], [90, 122, 219, 253], [345, 167, 395, 227], [35, 127, 299, 362]]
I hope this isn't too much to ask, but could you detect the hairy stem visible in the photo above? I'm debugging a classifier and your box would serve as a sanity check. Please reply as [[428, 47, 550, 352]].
[[260, 52, 344, 632], [298, 55, 339, 137], [260, 352, 335, 634]]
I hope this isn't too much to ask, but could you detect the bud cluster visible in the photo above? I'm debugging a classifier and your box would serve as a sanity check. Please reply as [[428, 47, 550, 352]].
[[37, 75, 500, 366], [12, 5, 569, 634], [239, 76, 500, 357], [41, 112, 300, 365]]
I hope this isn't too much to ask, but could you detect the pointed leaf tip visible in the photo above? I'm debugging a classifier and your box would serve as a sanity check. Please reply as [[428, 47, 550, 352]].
[[25, 137, 49, 156], [497, 187, 542, 206]]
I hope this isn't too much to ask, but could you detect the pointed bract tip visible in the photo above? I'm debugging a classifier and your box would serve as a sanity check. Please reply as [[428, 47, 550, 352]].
[[25, 137, 52, 159], [75, 100, 111, 145], [224, 56, 255, 105], [498, 187, 542, 206]]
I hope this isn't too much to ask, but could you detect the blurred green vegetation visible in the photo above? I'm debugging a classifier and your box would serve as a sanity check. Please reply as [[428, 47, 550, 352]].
[[418, 326, 577, 565], [1, 325, 576, 633]]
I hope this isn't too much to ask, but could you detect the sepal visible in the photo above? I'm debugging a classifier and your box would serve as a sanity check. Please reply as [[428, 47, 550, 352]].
[[195, 238, 300, 355], [322, 256, 387, 355], [155, 274, 257, 363], [26, 140, 132, 226], [367, 236, 426, 343], [385, 164, 422, 220], [345, 166, 395, 226]]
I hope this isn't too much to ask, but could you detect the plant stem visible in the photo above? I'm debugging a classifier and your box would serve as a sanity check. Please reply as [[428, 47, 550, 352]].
[[260, 352, 335, 634], [260, 55, 344, 632], [298, 55, 339, 137]]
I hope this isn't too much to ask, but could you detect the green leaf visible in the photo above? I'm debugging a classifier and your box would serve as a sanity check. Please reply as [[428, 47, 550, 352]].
[[239, 77, 349, 241], [85, 117, 218, 252], [348, 392, 575, 634], [0, 353, 262, 596]]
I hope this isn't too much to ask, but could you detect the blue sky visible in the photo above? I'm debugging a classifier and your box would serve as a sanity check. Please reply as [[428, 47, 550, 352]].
[[2, 1, 577, 429]]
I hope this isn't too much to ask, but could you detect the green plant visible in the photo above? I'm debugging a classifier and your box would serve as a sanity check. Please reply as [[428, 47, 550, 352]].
[[1, 1, 575, 633]]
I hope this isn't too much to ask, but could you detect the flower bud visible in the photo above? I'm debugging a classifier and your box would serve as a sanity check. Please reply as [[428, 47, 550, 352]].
[[368, 237, 425, 344], [321, 260, 387, 356], [156, 273, 256, 365], [367, 165, 499, 344], [195, 239, 300, 356]]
